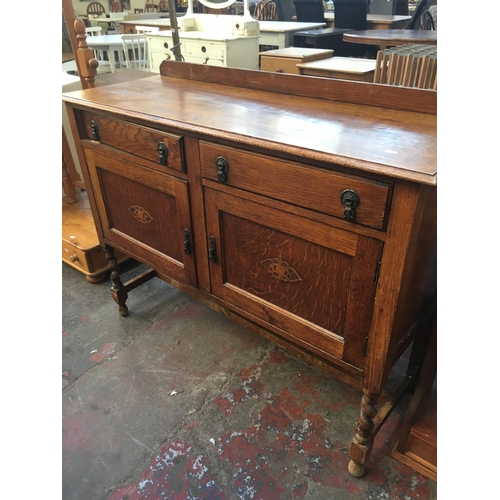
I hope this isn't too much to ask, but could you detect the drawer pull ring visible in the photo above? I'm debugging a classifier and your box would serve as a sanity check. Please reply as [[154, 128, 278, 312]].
[[90, 120, 100, 141], [341, 189, 360, 222], [158, 142, 168, 165], [183, 228, 191, 255], [209, 236, 217, 263], [216, 156, 229, 183]]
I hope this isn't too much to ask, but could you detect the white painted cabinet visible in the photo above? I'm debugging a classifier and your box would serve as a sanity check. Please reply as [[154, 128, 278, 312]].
[[148, 31, 260, 71]]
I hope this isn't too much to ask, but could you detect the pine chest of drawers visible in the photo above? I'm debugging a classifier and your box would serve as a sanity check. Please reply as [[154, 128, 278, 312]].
[[63, 62, 437, 477]]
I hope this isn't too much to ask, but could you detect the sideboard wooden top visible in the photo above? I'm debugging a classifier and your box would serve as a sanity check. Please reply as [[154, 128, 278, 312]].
[[63, 66, 437, 186]]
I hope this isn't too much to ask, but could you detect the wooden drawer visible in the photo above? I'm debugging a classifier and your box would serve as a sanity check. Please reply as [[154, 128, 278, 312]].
[[183, 40, 225, 60], [148, 34, 173, 51], [260, 47, 333, 75], [78, 111, 185, 173], [62, 241, 95, 274], [150, 50, 172, 71], [200, 142, 391, 230]]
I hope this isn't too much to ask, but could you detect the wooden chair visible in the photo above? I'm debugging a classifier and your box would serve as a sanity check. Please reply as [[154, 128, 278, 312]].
[[144, 0, 159, 12], [110, 0, 123, 12], [373, 44, 437, 89], [420, 10, 435, 30], [86, 1, 106, 17], [122, 34, 149, 70], [276, 0, 297, 21], [407, 0, 436, 29], [158, 0, 168, 11], [253, 0, 279, 20]]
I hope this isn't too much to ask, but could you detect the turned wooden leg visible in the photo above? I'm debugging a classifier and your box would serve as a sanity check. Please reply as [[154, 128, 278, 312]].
[[348, 390, 379, 477], [104, 244, 129, 316]]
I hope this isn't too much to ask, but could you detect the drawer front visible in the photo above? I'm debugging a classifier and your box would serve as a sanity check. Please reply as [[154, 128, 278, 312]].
[[151, 49, 173, 71], [182, 40, 225, 59], [261, 56, 301, 74], [148, 35, 173, 51], [200, 142, 391, 230], [62, 242, 92, 273], [184, 55, 225, 67], [78, 111, 184, 173]]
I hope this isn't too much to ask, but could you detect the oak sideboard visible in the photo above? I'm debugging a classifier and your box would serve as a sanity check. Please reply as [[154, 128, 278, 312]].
[[63, 61, 437, 477]]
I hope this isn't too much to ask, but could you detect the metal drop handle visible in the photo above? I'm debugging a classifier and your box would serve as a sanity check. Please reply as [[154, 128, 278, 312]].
[[158, 142, 168, 165], [216, 156, 229, 183], [340, 189, 360, 222], [90, 120, 99, 141], [209, 236, 217, 263]]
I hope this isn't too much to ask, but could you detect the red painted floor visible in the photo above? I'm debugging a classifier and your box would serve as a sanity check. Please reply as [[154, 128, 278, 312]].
[[62, 261, 437, 500]]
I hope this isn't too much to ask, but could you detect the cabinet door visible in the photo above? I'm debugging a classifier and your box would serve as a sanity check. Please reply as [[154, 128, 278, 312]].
[[204, 187, 382, 370], [85, 148, 197, 287]]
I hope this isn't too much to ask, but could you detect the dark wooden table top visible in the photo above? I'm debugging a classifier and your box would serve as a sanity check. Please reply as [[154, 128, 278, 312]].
[[343, 30, 437, 46]]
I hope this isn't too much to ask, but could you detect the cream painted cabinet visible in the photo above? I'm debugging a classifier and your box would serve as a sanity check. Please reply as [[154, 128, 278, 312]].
[[148, 32, 260, 71]]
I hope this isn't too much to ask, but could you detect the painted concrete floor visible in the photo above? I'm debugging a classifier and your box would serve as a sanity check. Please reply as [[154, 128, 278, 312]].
[[62, 260, 437, 500]]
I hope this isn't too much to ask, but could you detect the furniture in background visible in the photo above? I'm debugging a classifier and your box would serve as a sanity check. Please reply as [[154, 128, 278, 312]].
[[63, 60, 436, 478], [294, 0, 368, 56], [259, 21, 326, 49], [406, 0, 436, 29], [85, 26, 113, 73], [324, 13, 411, 30], [373, 43, 437, 89], [392, 316, 437, 481], [110, 0, 124, 12], [253, 0, 279, 20], [276, 0, 297, 21], [343, 29, 437, 50], [293, 0, 325, 22], [260, 46, 333, 74], [85, 34, 130, 71], [297, 56, 376, 81], [147, 30, 260, 70], [135, 25, 161, 33], [369, 0, 398, 15], [120, 18, 171, 33], [62, 1, 157, 282], [420, 9, 435, 29], [122, 34, 150, 70], [145, 0, 159, 12], [87, 1, 106, 16], [147, 0, 261, 69]]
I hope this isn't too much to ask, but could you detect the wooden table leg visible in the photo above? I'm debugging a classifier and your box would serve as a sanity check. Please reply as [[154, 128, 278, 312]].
[[105, 244, 129, 316]]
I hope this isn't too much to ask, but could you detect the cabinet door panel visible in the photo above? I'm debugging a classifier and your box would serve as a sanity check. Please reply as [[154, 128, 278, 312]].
[[205, 188, 382, 368], [85, 148, 197, 287]]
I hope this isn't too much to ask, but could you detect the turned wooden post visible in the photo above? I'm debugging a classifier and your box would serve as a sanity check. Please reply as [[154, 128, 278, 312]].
[[62, 0, 98, 90], [348, 391, 380, 477], [74, 18, 99, 89], [104, 244, 129, 316]]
